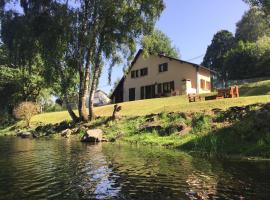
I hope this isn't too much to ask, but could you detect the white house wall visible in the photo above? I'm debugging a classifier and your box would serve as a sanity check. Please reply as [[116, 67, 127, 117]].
[[123, 54, 211, 102]]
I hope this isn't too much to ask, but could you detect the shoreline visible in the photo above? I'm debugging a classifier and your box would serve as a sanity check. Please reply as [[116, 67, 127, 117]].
[[1, 102, 270, 160]]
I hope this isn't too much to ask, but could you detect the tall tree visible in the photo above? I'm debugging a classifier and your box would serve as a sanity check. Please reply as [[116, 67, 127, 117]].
[[140, 29, 180, 58], [2, 0, 165, 122], [77, 0, 165, 120], [235, 7, 270, 42], [225, 36, 270, 80], [202, 30, 235, 81], [244, 0, 270, 14]]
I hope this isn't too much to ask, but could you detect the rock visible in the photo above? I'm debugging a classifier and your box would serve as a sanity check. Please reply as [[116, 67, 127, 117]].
[[60, 129, 72, 138], [81, 129, 103, 143], [101, 138, 109, 142], [16, 131, 32, 138], [177, 126, 192, 136], [71, 128, 79, 135], [176, 122, 187, 132]]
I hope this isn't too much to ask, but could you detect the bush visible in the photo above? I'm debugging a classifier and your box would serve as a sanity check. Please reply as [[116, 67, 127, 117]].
[[0, 113, 15, 128], [44, 104, 65, 112], [13, 102, 40, 127], [191, 113, 211, 134]]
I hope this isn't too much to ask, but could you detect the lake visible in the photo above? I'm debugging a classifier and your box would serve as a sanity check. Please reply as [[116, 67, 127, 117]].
[[0, 137, 270, 200]]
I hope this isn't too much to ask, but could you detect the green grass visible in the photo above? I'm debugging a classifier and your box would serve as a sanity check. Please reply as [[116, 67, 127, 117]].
[[27, 78, 270, 125], [31, 95, 270, 124], [1, 78, 270, 159], [239, 79, 270, 96]]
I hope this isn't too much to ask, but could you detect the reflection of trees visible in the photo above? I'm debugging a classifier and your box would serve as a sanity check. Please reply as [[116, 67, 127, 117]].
[[2, 138, 270, 200], [102, 143, 197, 199]]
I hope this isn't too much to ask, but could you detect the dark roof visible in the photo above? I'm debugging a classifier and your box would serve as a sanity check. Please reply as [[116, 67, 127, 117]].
[[109, 77, 125, 98], [110, 49, 216, 98]]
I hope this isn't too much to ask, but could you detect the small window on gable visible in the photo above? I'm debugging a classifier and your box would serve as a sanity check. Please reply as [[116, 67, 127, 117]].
[[131, 71, 135, 78], [140, 68, 148, 76], [159, 63, 168, 72], [135, 70, 139, 78]]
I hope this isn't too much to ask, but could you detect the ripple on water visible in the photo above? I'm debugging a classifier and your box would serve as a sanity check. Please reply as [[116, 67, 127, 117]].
[[0, 138, 270, 200]]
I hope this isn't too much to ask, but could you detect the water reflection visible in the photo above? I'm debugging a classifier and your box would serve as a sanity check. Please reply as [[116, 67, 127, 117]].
[[0, 138, 270, 200]]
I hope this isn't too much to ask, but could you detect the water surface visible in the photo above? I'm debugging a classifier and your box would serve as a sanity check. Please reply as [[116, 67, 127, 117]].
[[0, 137, 270, 200]]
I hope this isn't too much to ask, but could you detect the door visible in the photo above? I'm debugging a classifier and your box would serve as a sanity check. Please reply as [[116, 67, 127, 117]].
[[129, 88, 136, 101], [145, 85, 156, 99]]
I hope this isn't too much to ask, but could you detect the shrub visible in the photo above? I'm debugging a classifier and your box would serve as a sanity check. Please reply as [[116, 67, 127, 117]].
[[191, 113, 211, 134], [13, 102, 40, 127]]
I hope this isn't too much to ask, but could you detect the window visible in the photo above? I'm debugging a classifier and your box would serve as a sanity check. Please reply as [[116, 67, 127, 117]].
[[163, 81, 174, 93], [206, 81, 211, 90], [135, 70, 139, 78], [131, 68, 148, 79], [140, 68, 148, 76], [158, 83, 162, 94], [145, 85, 156, 99], [131, 71, 135, 78], [200, 79, 206, 89], [159, 63, 168, 72], [131, 70, 139, 78]]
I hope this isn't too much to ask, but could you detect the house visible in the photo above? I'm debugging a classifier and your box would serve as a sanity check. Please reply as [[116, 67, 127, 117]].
[[62, 90, 111, 109], [110, 49, 215, 103], [87, 90, 111, 107]]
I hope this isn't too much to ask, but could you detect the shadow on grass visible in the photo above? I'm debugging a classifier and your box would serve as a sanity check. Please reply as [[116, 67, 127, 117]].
[[179, 103, 270, 158]]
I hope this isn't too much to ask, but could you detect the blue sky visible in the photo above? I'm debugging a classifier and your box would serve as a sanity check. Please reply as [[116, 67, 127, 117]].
[[99, 0, 249, 94]]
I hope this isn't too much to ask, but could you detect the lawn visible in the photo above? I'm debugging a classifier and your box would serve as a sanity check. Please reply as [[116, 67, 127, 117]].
[[239, 79, 270, 96], [31, 94, 270, 124]]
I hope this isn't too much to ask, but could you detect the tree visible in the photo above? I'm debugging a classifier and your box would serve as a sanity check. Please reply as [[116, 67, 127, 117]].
[[37, 0, 165, 121], [244, 0, 270, 15], [1, 2, 47, 114], [235, 7, 270, 42], [141, 29, 180, 58], [13, 101, 40, 127], [202, 30, 235, 81], [2, 0, 165, 123], [224, 36, 270, 80]]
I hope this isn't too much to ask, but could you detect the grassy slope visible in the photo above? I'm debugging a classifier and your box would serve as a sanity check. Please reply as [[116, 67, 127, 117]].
[[31, 95, 270, 124], [239, 79, 270, 97], [30, 78, 270, 124], [1, 79, 270, 158]]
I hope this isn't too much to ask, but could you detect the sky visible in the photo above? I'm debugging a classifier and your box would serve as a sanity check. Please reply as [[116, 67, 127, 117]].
[[99, 0, 249, 94]]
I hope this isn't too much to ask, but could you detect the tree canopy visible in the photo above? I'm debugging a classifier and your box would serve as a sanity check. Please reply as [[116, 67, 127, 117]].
[[235, 7, 270, 42], [140, 29, 180, 58], [244, 0, 270, 14], [1, 0, 165, 122], [202, 30, 235, 80], [225, 36, 270, 80]]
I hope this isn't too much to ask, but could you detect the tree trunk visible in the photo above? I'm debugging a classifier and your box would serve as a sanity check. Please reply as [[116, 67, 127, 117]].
[[77, 1, 89, 121], [88, 70, 99, 120], [63, 94, 79, 122], [59, 63, 79, 123], [78, 69, 84, 119], [81, 58, 91, 121], [88, 52, 102, 120]]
